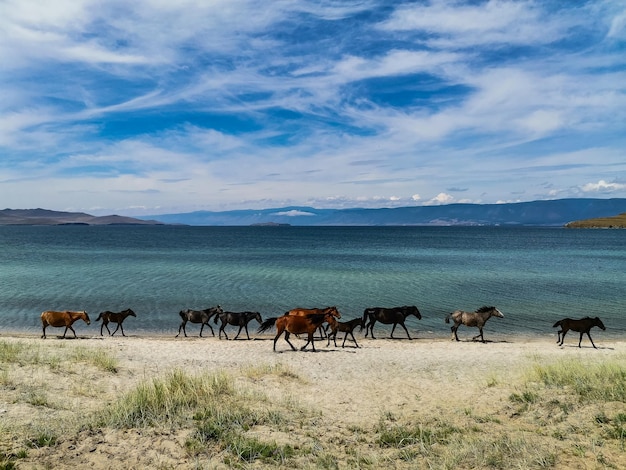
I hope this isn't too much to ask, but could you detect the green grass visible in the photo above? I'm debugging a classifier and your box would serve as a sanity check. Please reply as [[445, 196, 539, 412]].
[[528, 359, 626, 402], [0, 340, 118, 373]]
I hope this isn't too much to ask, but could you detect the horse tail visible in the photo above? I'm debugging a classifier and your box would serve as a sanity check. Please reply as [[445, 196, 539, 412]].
[[258, 317, 277, 333], [362, 308, 373, 323], [552, 320, 562, 328], [213, 312, 221, 324], [444, 314, 451, 324], [95, 312, 103, 322], [178, 310, 186, 320]]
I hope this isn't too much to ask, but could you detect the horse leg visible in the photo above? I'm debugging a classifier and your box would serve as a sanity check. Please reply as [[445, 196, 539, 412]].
[[587, 331, 597, 349], [244, 324, 251, 340], [176, 321, 186, 338], [65, 324, 77, 339], [451, 324, 459, 341], [301, 332, 315, 352], [234, 325, 245, 340], [369, 321, 377, 339], [399, 322, 412, 340], [41, 322, 47, 339], [111, 322, 121, 336], [472, 327, 485, 342], [558, 329, 567, 346], [284, 332, 297, 351]]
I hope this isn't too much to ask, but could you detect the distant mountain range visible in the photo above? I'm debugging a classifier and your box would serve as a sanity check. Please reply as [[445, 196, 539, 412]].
[[3, 199, 626, 226], [141, 198, 626, 226], [0, 208, 163, 226]]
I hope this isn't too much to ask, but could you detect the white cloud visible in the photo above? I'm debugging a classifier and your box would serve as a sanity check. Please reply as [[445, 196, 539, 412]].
[[581, 180, 626, 193], [424, 193, 455, 206], [272, 210, 316, 217]]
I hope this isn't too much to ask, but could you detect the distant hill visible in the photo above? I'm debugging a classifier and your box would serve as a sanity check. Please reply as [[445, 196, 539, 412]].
[[142, 198, 626, 227], [0, 209, 164, 226], [565, 212, 626, 229]]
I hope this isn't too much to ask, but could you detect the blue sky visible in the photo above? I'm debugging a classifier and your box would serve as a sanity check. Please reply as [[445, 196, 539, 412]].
[[2, 0, 625, 216]]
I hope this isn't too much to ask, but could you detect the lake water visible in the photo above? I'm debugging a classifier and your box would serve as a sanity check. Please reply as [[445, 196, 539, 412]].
[[0, 225, 624, 339]]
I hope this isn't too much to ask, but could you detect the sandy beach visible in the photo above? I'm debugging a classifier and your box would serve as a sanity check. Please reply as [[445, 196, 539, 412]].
[[1, 329, 625, 469]]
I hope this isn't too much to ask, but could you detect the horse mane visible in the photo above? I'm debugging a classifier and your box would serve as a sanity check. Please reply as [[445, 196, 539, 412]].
[[476, 306, 495, 313]]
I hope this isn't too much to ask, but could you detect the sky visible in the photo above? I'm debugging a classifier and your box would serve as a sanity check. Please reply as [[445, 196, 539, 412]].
[[1, 0, 625, 216]]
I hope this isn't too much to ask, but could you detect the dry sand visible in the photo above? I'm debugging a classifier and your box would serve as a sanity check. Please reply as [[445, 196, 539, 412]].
[[1, 328, 625, 469]]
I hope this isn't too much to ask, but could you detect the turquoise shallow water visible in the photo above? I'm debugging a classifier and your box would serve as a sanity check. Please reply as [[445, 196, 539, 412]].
[[0, 225, 624, 338]]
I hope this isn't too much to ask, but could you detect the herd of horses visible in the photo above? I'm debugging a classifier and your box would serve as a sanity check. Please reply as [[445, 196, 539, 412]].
[[38, 305, 608, 351]]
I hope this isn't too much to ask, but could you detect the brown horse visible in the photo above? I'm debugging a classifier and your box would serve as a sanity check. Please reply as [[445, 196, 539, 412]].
[[326, 316, 364, 348], [285, 306, 341, 338], [176, 305, 223, 337], [445, 306, 503, 343], [553, 316, 606, 349], [41, 310, 91, 339], [95, 308, 136, 336], [362, 305, 422, 339], [214, 311, 263, 340], [258, 312, 334, 352]]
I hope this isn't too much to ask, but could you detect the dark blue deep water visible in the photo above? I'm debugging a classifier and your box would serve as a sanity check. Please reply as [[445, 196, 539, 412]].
[[0, 225, 624, 338]]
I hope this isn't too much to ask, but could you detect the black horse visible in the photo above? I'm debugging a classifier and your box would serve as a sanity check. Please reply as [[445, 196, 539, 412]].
[[176, 305, 223, 337], [553, 316, 606, 349], [326, 317, 364, 348], [95, 308, 136, 336], [362, 305, 422, 340], [214, 311, 263, 340]]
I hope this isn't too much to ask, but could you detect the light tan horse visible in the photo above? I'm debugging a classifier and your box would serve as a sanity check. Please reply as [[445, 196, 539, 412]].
[[445, 306, 503, 343], [41, 310, 91, 339]]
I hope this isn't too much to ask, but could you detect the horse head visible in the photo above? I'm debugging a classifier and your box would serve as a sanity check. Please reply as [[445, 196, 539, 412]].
[[492, 307, 504, 318], [326, 306, 341, 319], [594, 317, 606, 330], [125, 309, 137, 317], [406, 305, 422, 320], [81, 310, 91, 324]]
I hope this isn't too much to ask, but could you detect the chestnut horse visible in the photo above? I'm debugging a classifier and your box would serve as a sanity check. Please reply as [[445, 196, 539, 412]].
[[326, 316, 364, 348], [176, 305, 223, 338], [553, 316, 605, 349], [41, 310, 91, 339], [285, 306, 341, 319], [362, 305, 422, 340], [286, 306, 341, 338], [96, 308, 136, 336], [258, 312, 334, 352], [445, 306, 504, 343], [214, 311, 263, 340]]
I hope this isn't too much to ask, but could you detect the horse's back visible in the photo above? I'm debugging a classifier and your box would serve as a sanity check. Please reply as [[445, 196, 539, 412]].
[[41, 310, 74, 326]]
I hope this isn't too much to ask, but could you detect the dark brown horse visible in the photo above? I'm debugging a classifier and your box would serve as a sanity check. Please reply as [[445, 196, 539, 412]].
[[362, 305, 422, 339], [176, 305, 223, 337], [95, 308, 136, 336], [326, 316, 364, 348], [258, 312, 334, 352], [553, 316, 606, 349], [445, 306, 504, 342], [41, 310, 91, 339], [214, 311, 263, 340]]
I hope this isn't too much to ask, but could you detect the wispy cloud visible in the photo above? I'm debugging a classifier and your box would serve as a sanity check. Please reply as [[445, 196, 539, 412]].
[[1, 0, 625, 215]]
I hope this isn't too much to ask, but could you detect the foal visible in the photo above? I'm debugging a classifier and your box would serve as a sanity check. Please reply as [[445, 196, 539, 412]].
[[326, 317, 364, 348], [96, 308, 136, 336]]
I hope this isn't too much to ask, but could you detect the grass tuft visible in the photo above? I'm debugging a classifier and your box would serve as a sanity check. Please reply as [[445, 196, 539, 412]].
[[529, 360, 626, 402]]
